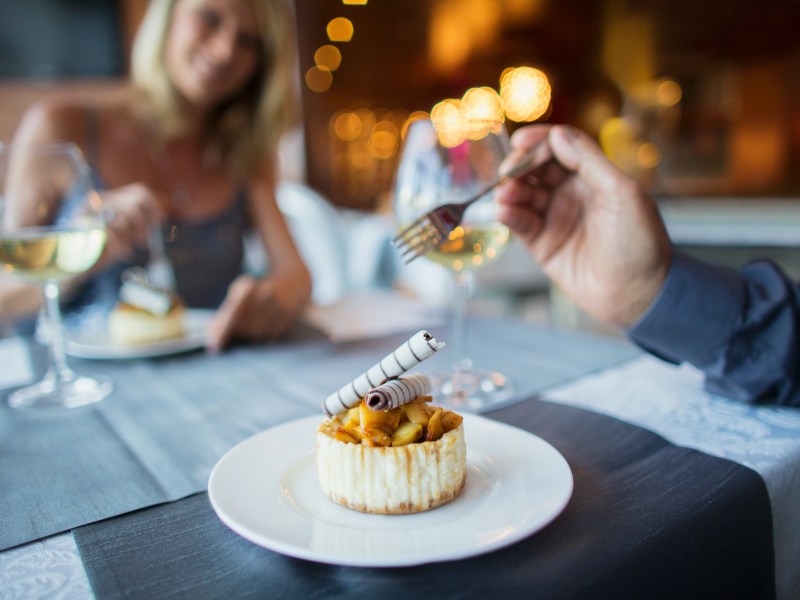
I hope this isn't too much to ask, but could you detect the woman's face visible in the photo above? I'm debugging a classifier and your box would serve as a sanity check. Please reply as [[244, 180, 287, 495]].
[[165, 0, 263, 110]]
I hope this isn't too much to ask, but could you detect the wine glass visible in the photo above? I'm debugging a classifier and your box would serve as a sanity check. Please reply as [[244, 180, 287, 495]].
[[393, 118, 514, 411], [0, 142, 112, 409]]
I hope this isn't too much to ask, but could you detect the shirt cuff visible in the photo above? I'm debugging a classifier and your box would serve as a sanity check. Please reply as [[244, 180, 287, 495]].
[[626, 251, 745, 367]]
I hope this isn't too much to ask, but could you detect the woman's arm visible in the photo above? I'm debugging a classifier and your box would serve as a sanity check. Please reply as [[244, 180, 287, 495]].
[[12, 99, 163, 269], [206, 162, 312, 351]]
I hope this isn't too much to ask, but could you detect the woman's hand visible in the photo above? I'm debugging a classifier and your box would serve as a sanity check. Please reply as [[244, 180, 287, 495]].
[[495, 124, 672, 327], [205, 274, 309, 352], [101, 183, 165, 262]]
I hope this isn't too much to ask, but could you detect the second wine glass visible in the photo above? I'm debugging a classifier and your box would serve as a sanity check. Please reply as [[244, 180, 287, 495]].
[[0, 142, 112, 409], [393, 118, 513, 411]]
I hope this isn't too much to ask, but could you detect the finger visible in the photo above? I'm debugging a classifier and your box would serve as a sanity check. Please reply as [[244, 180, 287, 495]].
[[496, 176, 539, 208], [206, 277, 254, 352], [103, 204, 141, 245], [106, 213, 138, 254], [499, 126, 552, 177], [549, 125, 625, 195], [496, 201, 545, 245], [509, 125, 552, 153], [123, 202, 151, 245]]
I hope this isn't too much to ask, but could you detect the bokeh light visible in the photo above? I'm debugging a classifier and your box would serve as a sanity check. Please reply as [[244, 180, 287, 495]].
[[314, 45, 342, 71], [430, 99, 466, 148], [401, 111, 430, 139], [500, 66, 551, 122], [656, 79, 682, 106], [637, 142, 662, 168], [327, 17, 354, 42], [332, 111, 362, 141], [429, 88, 505, 147], [460, 86, 504, 139], [305, 66, 333, 93], [369, 120, 400, 159]]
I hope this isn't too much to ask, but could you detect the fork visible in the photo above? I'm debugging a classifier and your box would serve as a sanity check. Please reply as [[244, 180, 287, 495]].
[[146, 226, 177, 291], [393, 140, 555, 264]]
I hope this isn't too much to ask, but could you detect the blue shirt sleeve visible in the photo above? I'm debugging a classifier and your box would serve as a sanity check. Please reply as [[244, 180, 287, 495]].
[[626, 251, 800, 407]]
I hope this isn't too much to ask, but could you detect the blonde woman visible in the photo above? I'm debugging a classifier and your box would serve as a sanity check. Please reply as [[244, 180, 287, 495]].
[[9, 0, 311, 351]]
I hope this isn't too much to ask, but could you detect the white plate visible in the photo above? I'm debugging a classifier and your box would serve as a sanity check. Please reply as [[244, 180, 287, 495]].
[[66, 309, 213, 360], [208, 413, 573, 567]]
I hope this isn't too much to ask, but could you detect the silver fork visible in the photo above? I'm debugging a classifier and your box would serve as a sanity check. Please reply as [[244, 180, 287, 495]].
[[145, 226, 177, 291], [393, 140, 555, 264]]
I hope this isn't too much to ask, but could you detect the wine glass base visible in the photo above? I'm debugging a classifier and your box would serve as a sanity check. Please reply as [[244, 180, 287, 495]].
[[431, 368, 514, 412], [7, 374, 112, 410]]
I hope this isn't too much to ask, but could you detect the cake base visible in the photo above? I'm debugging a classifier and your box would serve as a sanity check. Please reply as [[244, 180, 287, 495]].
[[316, 423, 466, 514], [108, 302, 185, 345]]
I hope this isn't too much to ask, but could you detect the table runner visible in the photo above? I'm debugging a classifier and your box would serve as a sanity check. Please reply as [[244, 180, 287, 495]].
[[0, 318, 639, 550], [74, 397, 775, 600], [544, 355, 800, 599]]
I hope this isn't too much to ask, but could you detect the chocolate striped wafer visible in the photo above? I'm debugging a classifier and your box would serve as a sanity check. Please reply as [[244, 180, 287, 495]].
[[322, 330, 444, 416], [364, 373, 431, 411]]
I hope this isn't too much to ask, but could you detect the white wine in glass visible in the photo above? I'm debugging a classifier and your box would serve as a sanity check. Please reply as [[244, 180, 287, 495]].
[[393, 118, 513, 411], [0, 143, 112, 409]]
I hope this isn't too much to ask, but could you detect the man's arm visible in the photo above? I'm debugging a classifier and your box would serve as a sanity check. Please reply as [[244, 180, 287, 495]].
[[627, 251, 800, 406]]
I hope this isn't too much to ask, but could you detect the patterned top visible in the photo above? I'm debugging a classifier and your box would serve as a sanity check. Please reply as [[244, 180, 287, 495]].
[[63, 110, 249, 330]]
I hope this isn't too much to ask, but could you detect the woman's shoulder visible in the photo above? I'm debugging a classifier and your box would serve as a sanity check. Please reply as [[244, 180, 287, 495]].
[[14, 89, 136, 146], [14, 97, 87, 145]]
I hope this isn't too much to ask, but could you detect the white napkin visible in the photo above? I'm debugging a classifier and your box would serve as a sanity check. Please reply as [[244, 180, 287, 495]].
[[0, 337, 34, 390], [303, 290, 446, 343]]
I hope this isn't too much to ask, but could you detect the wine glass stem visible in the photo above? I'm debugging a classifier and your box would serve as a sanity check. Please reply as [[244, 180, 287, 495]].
[[451, 269, 473, 374], [43, 280, 75, 383]]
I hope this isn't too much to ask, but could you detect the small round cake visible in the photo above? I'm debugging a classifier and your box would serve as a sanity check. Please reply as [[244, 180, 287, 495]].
[[316, 399, 466, 514], [109, 269, 186, 345], [108, 300, 185, 345]]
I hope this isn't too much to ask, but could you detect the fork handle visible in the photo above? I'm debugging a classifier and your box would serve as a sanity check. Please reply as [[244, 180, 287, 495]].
[[461, 141, 554, 211], [498, 140, 554, 185]]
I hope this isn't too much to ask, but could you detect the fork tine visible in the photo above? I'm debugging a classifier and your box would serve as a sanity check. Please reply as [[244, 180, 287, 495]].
[[400, 234, 437, 259], [399, 230, 442, 264], [393, 213, 434, 243], [394, 220, 437, 251], [146, 228, 177, 291]]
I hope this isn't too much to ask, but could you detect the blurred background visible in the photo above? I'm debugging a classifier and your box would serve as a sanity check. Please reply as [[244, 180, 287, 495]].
[[2, 0, 800, 333]]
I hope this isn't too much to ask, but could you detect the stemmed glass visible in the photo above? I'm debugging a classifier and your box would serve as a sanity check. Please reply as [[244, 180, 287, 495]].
[[0, 143, 112, 409], [393, 118, 513, 411]]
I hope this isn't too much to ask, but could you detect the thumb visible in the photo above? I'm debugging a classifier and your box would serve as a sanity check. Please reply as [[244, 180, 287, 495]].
[[549, 125, 625, 196]]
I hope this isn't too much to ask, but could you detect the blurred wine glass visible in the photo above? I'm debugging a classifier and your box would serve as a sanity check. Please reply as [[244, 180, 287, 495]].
[[0, 142, 112, 409], [393, 118, 514, 411]]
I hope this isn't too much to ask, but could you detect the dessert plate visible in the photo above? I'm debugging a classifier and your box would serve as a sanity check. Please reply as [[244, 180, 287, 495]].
[[208, 413, 573, 567], [66, 309, 213, 360]]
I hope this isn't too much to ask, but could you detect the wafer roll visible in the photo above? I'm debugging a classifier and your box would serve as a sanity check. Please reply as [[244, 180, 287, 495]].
[[365, 373, 431, 411], [322, 330, 445, 416]]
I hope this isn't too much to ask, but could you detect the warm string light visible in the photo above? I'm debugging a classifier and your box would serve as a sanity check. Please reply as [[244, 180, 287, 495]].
[[328, 108, 410, 205], [499, 66, 551, 122], [309, 6, 684, 205], [306, 2, 369, 94], [426, 67, 552, 146]]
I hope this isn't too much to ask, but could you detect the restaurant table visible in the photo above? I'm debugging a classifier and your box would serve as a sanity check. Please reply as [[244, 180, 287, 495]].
[[1, 315, 798, 599]]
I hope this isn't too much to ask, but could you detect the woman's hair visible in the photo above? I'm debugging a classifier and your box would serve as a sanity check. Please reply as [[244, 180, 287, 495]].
[[131, 0, 299, 176]]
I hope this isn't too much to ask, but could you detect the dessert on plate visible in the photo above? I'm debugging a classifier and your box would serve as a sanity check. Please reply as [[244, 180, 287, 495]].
[[108, 269, 185, 345], [315, 332, 466, 515]]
